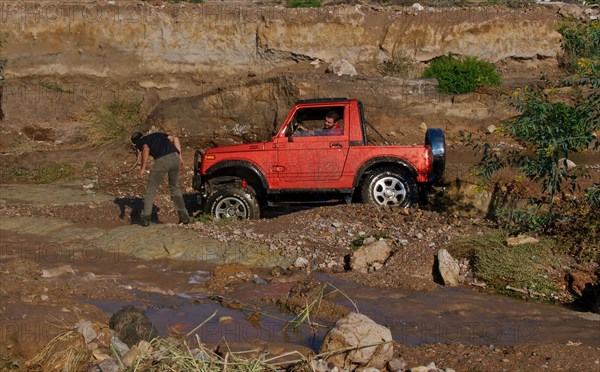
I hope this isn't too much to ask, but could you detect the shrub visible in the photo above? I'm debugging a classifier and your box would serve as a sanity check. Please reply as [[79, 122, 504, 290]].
[[286, 0, 322, 8], [92, 100, 143, 144], [380, 51, 414, 77], [422, 55, 501, 94], [558, 19, 600, 74]]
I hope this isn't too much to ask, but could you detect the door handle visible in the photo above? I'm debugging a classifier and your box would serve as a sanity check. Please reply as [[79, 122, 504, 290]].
[[271, 165, 285, 172], [330, 142, 343, 148]]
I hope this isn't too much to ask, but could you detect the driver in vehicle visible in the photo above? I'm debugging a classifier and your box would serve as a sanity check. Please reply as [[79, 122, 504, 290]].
[[296, 111, 342, 136]]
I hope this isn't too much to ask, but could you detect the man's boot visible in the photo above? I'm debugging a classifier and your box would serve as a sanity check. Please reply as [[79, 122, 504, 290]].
[[140, 215, 151, 227], [178, 211, 190, 225]]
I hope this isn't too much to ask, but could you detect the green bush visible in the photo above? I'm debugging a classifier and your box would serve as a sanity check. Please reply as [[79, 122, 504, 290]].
[[558, 19, 600, 74], [422, 55, 501, 94], [286, 0, 322, 8]]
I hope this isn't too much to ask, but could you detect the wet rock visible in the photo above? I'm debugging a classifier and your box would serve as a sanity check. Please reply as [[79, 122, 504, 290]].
[[350, 240, 392, 274], [320, 312, 393, 370], [109, 306, 159, 348], [326, 59, 357, 77], [506, 235, 539, 246], [437, 249, 460, 286], [41, 264, 75, 278], [253, 275, 268, 286]]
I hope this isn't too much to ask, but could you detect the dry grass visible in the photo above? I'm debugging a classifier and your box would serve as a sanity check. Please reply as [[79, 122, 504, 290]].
[[26, 331, 90, 372]]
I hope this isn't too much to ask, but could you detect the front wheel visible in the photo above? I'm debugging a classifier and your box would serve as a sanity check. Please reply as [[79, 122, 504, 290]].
[[204, 187, 260, 220], [361, 168, 417, 208]]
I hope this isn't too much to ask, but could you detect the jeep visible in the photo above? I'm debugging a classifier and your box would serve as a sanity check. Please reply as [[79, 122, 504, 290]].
[[193, 98, 445, 219]]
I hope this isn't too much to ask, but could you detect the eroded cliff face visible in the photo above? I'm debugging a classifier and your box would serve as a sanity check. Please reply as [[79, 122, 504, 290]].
[[0, 1, 564, 143], [3, 2, 562, 78]]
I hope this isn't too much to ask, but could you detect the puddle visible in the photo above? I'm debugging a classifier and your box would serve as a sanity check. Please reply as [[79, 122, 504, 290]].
[[85, 292, 326, 351], [313, 274, 600, 347]]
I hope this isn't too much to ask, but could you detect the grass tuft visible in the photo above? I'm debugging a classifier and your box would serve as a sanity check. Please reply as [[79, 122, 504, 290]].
[[286, 0, 322, 8], [9, 162, 75, 184], [380, 51, 414, 77], [92, 100, 144, 145], [448, 232, 563, 299]]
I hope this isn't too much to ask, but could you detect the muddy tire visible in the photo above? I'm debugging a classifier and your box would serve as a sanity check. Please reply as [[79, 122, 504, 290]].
[[204, 187, 260, 220], [361, 167, 417, 208]]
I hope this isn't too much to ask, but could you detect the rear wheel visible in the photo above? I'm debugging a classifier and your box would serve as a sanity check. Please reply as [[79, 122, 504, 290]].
[[361, 168, 417, 208], [204, 187, 260, 220]]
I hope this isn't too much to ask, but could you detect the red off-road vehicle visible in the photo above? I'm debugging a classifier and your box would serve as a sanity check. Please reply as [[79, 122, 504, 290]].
[[193, 98, 445, 219]]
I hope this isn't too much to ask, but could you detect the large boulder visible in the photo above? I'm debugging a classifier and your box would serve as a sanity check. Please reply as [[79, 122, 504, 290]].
[[350, 240, 392, 274], [319, 312, 393, 370]]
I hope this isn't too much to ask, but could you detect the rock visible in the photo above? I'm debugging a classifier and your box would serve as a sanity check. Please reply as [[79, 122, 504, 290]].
[[91, 349, 111, 362], [568, 271, 600, 312], [410, 366, 428, 372], [111, 337, 129, 357], [412, 3, 424, 11], [77, 320, 98, 344], [558, 158, 577, 170], [253, 276, 268, 286], [122, 345, 141, 367], [437, 249, 460, 286], [326, 59, 357, 77], [93, 358, 120, 372], [137, 340, 152, 354], [320, 312, 393, 370], [426, 361, 443, 371], [419, 122, 428, 132], [109, 306, 159, 348], [486, 124, 497, 134], [568, 271, 595, 298], [293, 257, 310, 268], [506, 235, 539, 246], [350, 240, 392, 274], [41, 264, 75, 278], [388, 357, 406, 372]]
